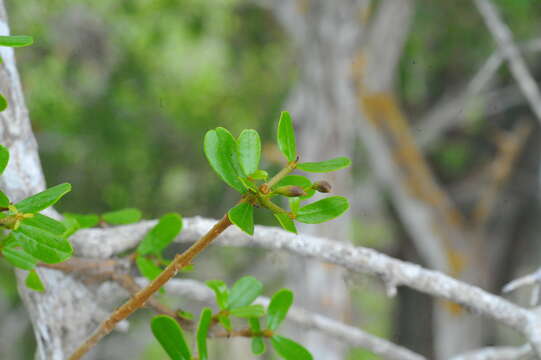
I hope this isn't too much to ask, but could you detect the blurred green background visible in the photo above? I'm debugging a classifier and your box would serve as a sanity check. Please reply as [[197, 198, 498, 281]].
[[2, 0, 541, 359]]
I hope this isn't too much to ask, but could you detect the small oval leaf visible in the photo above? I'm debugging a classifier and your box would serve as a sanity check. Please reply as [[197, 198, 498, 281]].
[[138, 213, 183, 255], [102, 208, 142, 225], [25, 269, 45, 292], [13, 223, 73, 263], [274, 175, 314, 199], [197, 308, 213, 360], [297, 157, 351, 173], [204, 128, 245, 192], [266, 289, 294, 331], [206, 280, 229, 310], [23, 214, 66, 235], [16, 183, 72, 214], [2, 245, 37, 270], [238, 129, 261, 176], [136, 256, 162, 281], [296, 196, 349, 224], [0, 190, 9, 208], [277, 111, 297, 162], [0, 93, 7, 112], [273, 213, 297, 234], [227, 276, 263, 309], [0, 35, 34, 47], [252, 337, 266, 355], [230, 304, 265, 318], [63, 213, 100, 228], [0, 144, 8, 174], [271, 335, 313, 360], [228, 202, 254, 235], [151, 315, 192, 360]]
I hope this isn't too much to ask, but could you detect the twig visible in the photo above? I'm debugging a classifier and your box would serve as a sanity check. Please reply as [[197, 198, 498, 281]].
[[475, 0, 541, 123], [67, 214, 232, 360]]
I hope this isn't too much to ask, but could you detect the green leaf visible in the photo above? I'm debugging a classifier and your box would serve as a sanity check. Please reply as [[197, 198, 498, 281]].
[[266, 289, 294, 331], [252, 337, 266, 355], [227, 276, 263, 309], [249, 318, 266, 355], [63, 213, 100, 228], [238, 129, 261, 176], [61, 216, 80, 238], [15, 183, 71, 214], [25, 269, 45, 292], [289, 197, 300, 214], [218, 314, 232, 331], [23, 214, 66, 235], [138, 213, 183, 255], [197, 308, 212, 360], [271, 336, 313, 360], [277, 111, 297, 162], [136, 256, 162, 281], [228, 202, 254, 235], [204, 128, 245, 192], [273, 213, 297, 234], [2, 245, 37, 270], [13, 223, 73, 263], [297, 157, 351, 173], [296, 196, 349, 224], [0, 35, 33, 47], [206, 280, 229, 310], [0, 190, 9, 208], [230, 304, 265, 318], [274, 175, 314, 199], [151, 315, 192, 360], [0, 93, 7, 112], [102, 208, 142, 225], [250, 170, 268, 180], [0, 144, 8, 174]]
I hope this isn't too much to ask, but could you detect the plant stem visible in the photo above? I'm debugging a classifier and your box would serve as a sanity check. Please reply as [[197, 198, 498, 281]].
[[68, 214, 232, 360], [260, 159, 297, 193]]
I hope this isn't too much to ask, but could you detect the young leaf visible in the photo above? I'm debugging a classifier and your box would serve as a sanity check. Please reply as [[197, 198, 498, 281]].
[[0, 93, 7, 112], [274, 175, 314, 199], [238, 129, 261, 176], [271, 335, 313, 360], [266, 289, 294, 331], [197, 308, 213, 360], [63, 213, 100, 228], [13, 223, 73, 263], [16, 183, 71, 213], [277, 111, 297, 162], [249, 318, 266, 355], [206, 280, 229, 310], [230, 304, 265, 318], [0, 144, 9, 174], [102, 208, 142, 225], [25, 269, 45, 292], [138, 213, 183, 255], [252, 337, 266, 355], [0, 35, 34, 47], [218, 314, 233, 331], [23, 213, 66, 235], [289, 197, 300, 214], [151, 315, 192, 360], [0, 190, 9, 208], [296, 196, 349, 224], [228, 202, 254, 235], [2, 245, 37, 270], [297, 157, 351, 173], [250, 169, 268, 180], [227, 276, 263, 309], [204, 128, 244, 192], [136, 256, 162, 281], [273, 213, 297, 234]]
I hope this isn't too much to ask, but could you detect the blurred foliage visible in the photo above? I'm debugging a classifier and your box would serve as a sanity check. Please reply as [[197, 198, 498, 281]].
[[7, 0, 294, 218]]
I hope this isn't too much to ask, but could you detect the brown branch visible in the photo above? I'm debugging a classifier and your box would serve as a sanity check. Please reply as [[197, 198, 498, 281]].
[[67, 214, 232, 360], [472, 121, 532, 231]]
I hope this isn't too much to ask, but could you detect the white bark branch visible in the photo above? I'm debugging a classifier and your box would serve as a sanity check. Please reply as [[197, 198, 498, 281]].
[[70, 216, 541, 353], [450, 344, 531, 360]]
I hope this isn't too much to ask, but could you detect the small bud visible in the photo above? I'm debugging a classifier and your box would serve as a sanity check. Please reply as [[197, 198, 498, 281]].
[[312, 180, 332, 193], [275, 185, 306, 197]]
